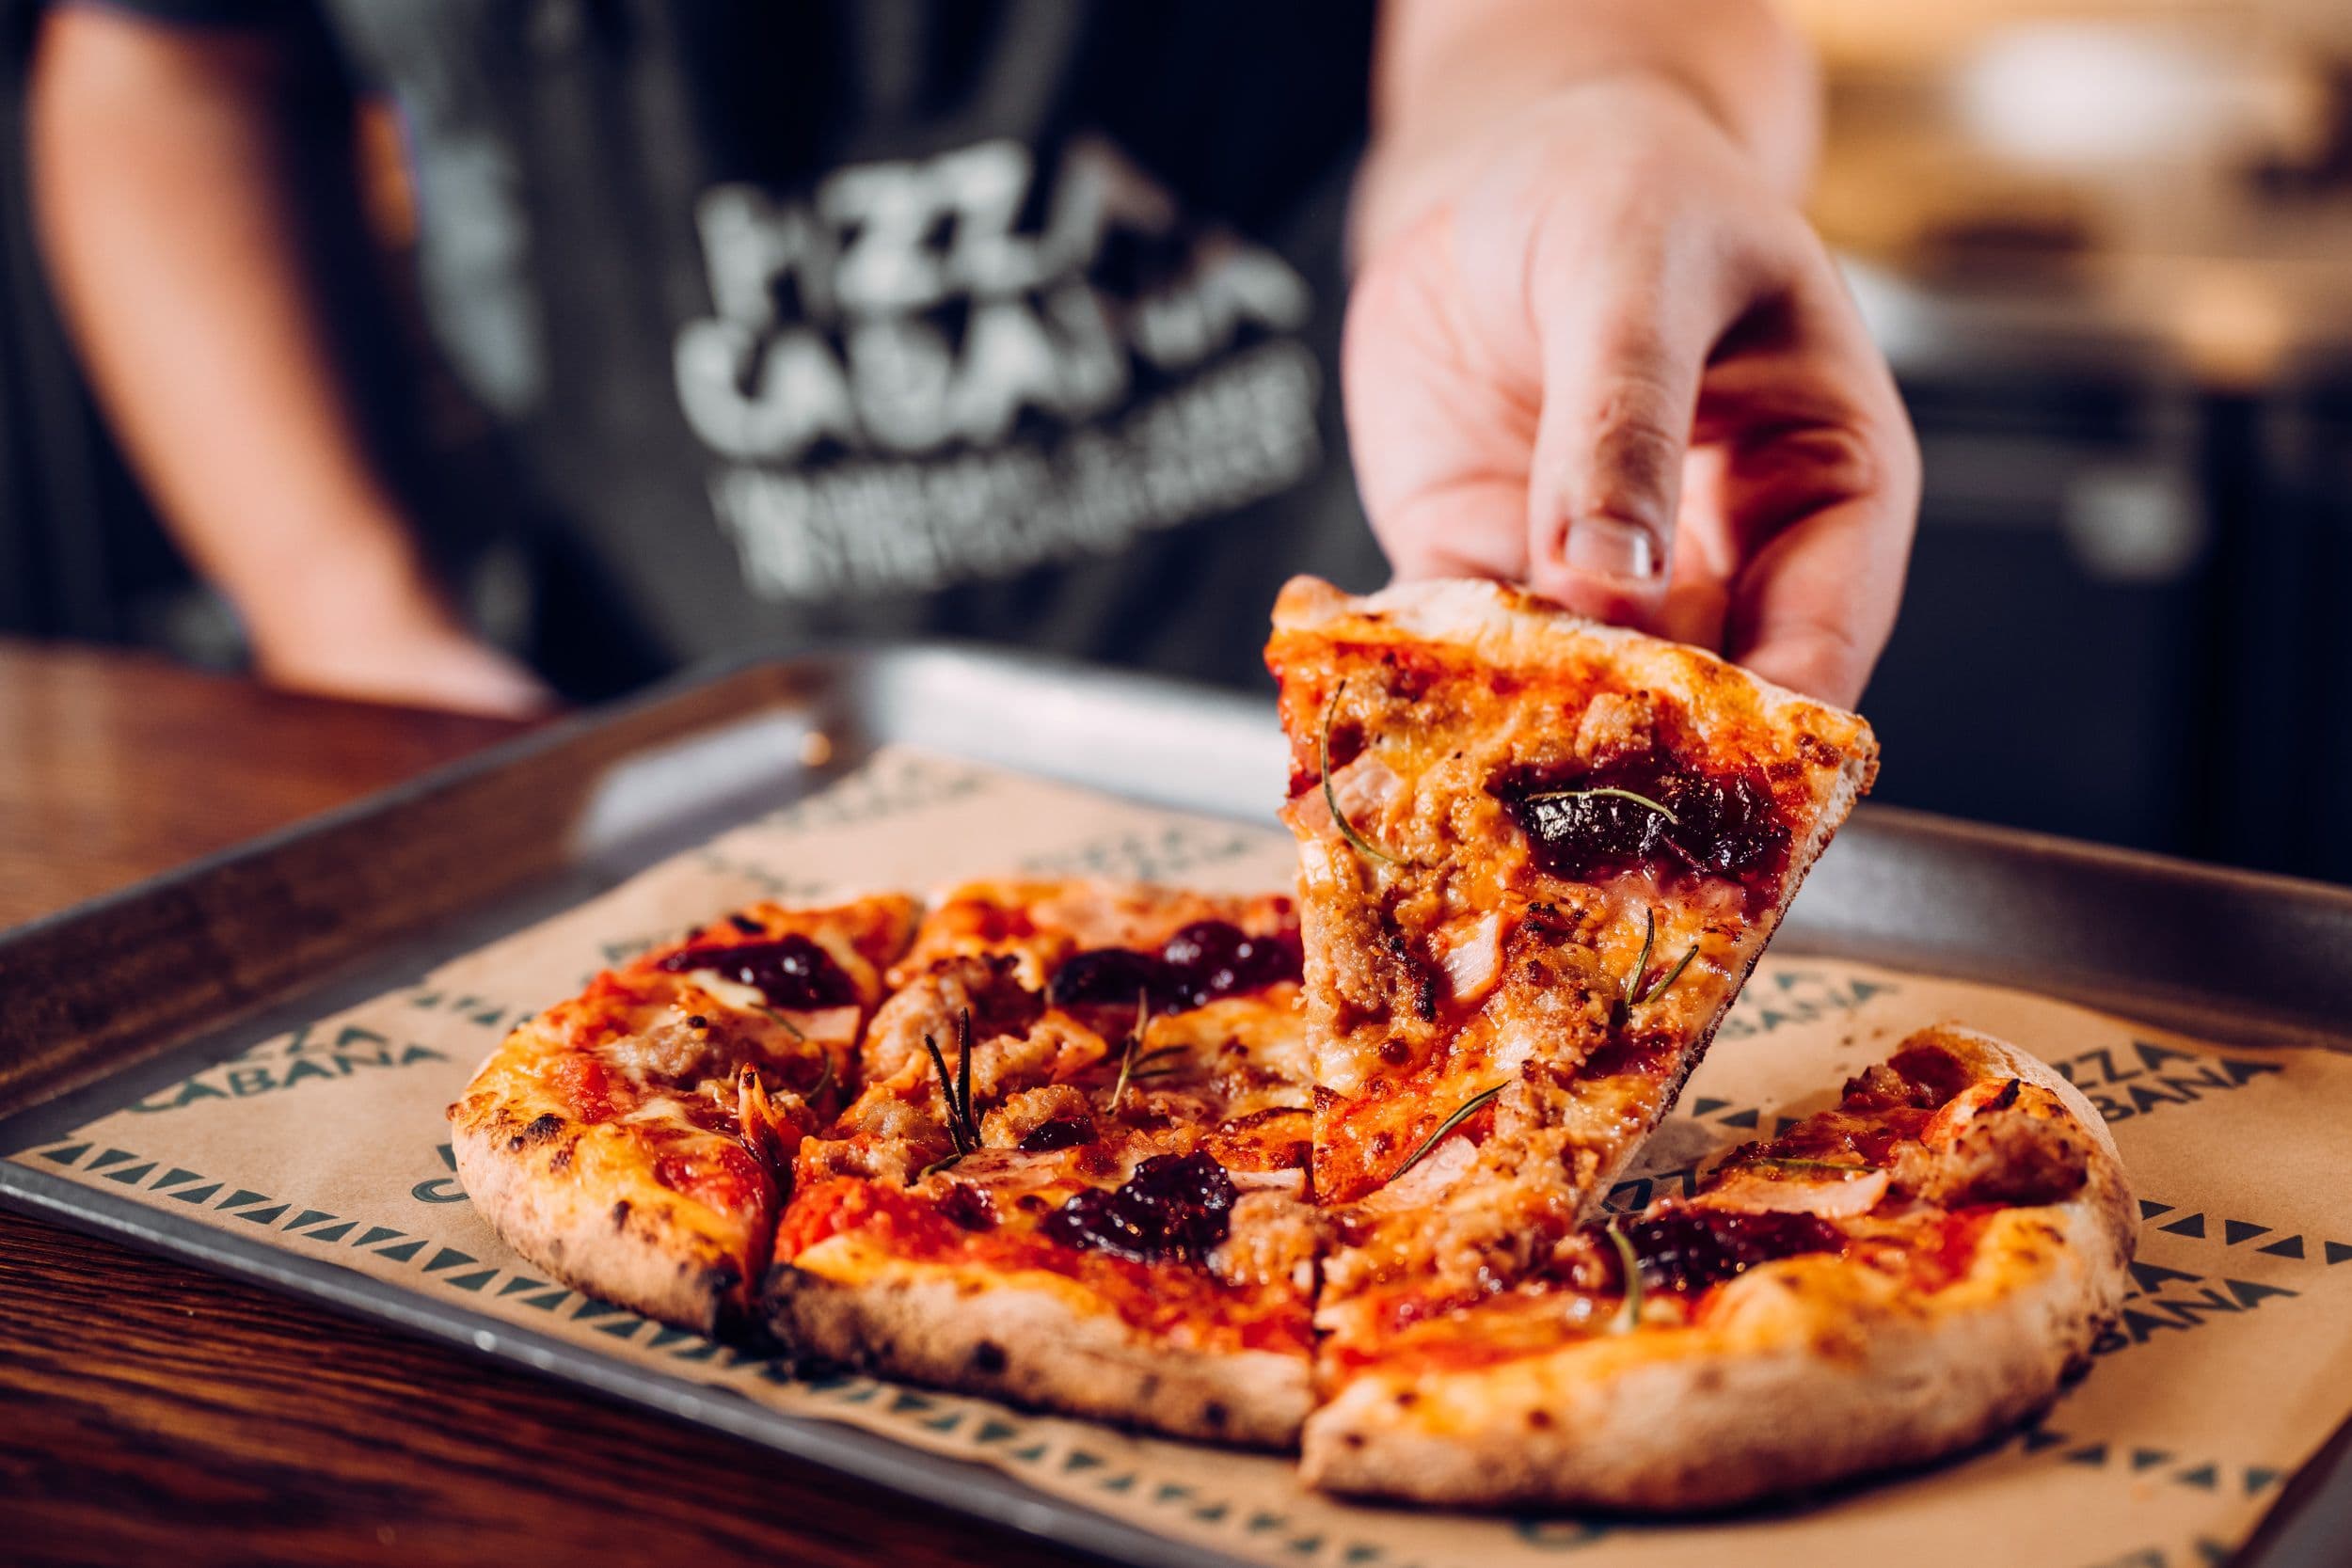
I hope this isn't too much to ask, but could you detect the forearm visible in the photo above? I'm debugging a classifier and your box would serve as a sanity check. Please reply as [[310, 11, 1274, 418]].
[[1357, 0, 1820, 257], [27, 8, 446, 660]]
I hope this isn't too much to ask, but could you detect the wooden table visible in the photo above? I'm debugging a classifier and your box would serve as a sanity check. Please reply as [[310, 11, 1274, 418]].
[[0, 641, 1077, 1568]]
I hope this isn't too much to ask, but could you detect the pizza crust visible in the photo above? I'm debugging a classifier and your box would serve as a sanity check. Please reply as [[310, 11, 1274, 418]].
[[1271, 575, 1879, 769], [768, 1244, 1312, 1449], [446, 895, 926, 1334], [450, 1081, 761, 1335], [1273, 575, 1859, 742], [1300, 1032, 2137, 1509], [1303, 1202, 2123, 1507]]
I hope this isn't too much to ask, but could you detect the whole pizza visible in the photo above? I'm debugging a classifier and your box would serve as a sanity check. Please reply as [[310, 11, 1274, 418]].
[[448, 577, 2137, 1510]]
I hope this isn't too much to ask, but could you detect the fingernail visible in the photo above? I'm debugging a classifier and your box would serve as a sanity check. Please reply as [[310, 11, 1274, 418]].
[[1564, 516, 1661, 582]]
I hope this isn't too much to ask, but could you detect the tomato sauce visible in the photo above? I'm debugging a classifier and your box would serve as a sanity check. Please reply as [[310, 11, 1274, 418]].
[[547, 1055, 621, 1124], [652, 1142, 769, 1218], [778, 1178, 1312, 1355]]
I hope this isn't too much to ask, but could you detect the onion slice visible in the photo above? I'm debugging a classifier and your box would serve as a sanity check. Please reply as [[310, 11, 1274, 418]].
[[1329, 753, 1403, 826], [1704, 1166, 1890, 1219], [1230, 1167, 1307, 1196], [1359, 1132, 1478, 1213], [1437, 913, 1503, 1005]]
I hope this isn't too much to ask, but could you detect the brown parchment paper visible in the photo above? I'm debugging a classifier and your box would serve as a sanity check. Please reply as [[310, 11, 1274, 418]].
[[15, 746, 2352, 1568]]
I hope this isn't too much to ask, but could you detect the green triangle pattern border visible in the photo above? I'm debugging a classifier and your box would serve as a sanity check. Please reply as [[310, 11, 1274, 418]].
[[17, 1137, 732, 1362], [0, 1134, 1947, 1564], [2040, 1434, 2283, 1498]]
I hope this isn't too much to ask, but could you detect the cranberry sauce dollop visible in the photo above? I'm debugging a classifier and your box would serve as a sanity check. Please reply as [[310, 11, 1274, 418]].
[[1017, 1114, 1099, 1151], [1495, 748, 1790, 886], [656, 933, 855, 1009], [1048, 920, 1301, 1014], [1609, 1208, 1841, 1295], [1039, 1151, 1237, 1263]]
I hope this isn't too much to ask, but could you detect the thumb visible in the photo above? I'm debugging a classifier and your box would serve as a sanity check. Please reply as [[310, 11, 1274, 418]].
[[1521, 249, 1723, 628]]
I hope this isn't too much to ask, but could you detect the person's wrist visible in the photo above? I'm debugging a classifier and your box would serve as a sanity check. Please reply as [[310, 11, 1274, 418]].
[[1514, 71, 1770, 183], [241, 564, 555, 718], [1355, 71, 1764, 265], [236, 517, 469, 672]]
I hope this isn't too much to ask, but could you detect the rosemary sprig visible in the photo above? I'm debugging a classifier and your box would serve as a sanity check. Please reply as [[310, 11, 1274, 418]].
[[1614, 908, 1658, 1026], [1522, 784, 1679, 824], [1387, 1080, 1508, 1184], [917, 1006, 980, 1178], [1612, 908, 1697, 1028], [1604, 1221, 1644, 1335], [1320, 679, 1406, 867], [1637, 943, 1698, 1006], [754, 1004, 828, 1099], [957, 1006, 974, 1146], [1109, 990, 1154, 1114], [1126, 1044, 1188, 1084]]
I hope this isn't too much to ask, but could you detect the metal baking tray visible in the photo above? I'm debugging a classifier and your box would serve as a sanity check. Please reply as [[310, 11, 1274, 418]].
[[5, 647, 2350, 1568]]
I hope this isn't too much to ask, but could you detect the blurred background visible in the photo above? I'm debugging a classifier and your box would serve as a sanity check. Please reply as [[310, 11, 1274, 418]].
[[1792, 0, 2352, 883], [1, 0, 2347, 881]]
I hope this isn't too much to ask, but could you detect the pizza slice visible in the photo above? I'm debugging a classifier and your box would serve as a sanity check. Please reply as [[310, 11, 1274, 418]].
[[449, 893, 917, 1331], [1301, 1025, 2137, 1508], [766, 880, 1322, 1448], [1266, 576, 1876, 1363]]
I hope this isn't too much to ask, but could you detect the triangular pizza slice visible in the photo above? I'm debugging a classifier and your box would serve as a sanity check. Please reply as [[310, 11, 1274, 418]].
[[1264, 575, 1877, 1356], [448, 894, 917, 1331], [766, 880, 1321, 1447]]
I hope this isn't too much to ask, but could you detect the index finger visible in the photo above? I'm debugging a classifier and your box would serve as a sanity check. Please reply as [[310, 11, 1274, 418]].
[[1713, 267, 1918, 706]]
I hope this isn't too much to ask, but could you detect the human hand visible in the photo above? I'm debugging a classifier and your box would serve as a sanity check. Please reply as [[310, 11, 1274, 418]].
[[249, 575, 555, 720], [1344, 75, 1919, 707]]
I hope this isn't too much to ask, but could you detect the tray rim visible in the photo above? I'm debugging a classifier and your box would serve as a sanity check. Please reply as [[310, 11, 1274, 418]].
[[9, 641, 2346, 969], [5, 641, 2348, 1568], [0, 1158, 1260, 1568]]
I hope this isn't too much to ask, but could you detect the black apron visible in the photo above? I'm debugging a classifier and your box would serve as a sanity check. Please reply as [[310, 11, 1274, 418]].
[[312, 0, 1385, 693]]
